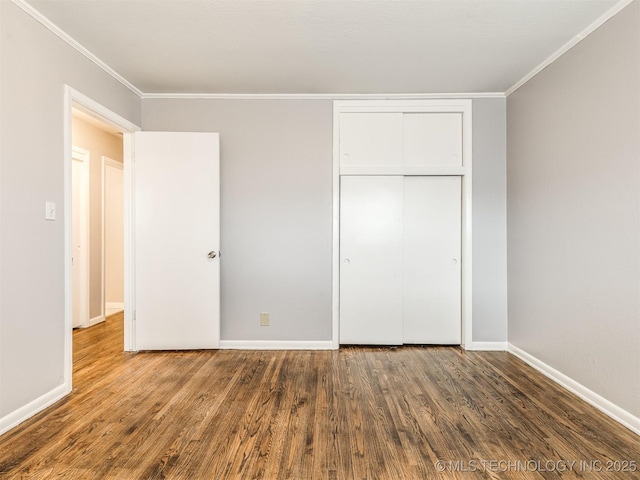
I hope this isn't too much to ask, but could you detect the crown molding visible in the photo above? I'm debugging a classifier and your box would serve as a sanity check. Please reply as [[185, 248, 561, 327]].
[[11, 0, 143, 97], [141, 92, 506, 100], [506, 0, 635, 96]]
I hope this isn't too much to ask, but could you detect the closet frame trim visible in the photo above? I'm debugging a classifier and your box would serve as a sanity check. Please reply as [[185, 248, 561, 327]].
[[331, 99, 473, 349]]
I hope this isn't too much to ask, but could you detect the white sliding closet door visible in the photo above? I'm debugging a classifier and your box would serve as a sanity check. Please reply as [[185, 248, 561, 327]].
[[339, 176, 461, 345], [339, 176, 404, 345], [403, 176, 461, 344]]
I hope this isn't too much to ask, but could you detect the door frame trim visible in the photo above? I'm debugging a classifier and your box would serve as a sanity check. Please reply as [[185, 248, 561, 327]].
[[64, 86, 141, 390], [331, 99, 473, 349]]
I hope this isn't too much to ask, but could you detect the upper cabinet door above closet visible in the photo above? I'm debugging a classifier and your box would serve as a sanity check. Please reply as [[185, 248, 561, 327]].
[[339, 112, 463, 171], [404, 113, 462, 167], [339, 113, 403, 168]]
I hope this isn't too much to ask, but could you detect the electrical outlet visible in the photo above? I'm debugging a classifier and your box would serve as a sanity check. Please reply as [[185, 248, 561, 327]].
[[260, 312, 270, 327]]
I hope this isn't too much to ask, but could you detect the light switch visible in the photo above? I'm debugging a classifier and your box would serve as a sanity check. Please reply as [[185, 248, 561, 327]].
[[45, 202, 56, 220]]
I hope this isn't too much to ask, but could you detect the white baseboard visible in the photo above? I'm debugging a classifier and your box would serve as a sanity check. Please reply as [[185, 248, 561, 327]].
[[86, 315, 105, 327], [220, 340, 508, 351], [465, 341, 507, 351], [0, 383, 70, 436], [508, 343, 640, 436], [105, 302, 124, 310], [220, 340, 335, 350]]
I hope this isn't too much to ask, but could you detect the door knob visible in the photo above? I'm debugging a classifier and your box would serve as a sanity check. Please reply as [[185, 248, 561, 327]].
[[208, 251, 217, 259]]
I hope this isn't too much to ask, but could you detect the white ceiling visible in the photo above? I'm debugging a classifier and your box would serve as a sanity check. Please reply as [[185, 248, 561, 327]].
[[24, 0, 622, 95]]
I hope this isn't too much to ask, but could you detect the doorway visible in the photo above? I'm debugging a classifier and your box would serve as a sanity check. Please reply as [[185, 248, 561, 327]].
[[64, 86, 140, 390], [72, 110, 124, 326]]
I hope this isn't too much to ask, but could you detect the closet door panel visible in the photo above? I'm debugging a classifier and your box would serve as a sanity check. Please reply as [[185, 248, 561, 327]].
[[403, 113, 462, 167], [339, 113, 403, 168], [403, 176, 461, 344], [340, 176, 403, 344]]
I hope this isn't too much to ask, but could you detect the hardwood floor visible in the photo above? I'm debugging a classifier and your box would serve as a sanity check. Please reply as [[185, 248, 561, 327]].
[[0, 314, 638, 479]]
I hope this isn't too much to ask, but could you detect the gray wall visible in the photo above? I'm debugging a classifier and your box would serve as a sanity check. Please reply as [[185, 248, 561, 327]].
[[472, 98, 508, 343], [143, 97, 507, 344], [0, 3, 141, 417], [507, 0, 640, 416], [143, 99, 334, 341]]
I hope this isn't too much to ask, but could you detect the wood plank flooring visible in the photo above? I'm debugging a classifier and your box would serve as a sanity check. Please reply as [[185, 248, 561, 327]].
[[0, 314, 638, 479]]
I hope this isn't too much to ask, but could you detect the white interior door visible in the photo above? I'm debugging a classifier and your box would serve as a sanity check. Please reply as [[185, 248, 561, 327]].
[[104, 159, 124, 311], [403, 176, 461, 344], [134, 132, 220, 350], [71, 150, 89, 328], [340, 176, 403, 344]]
